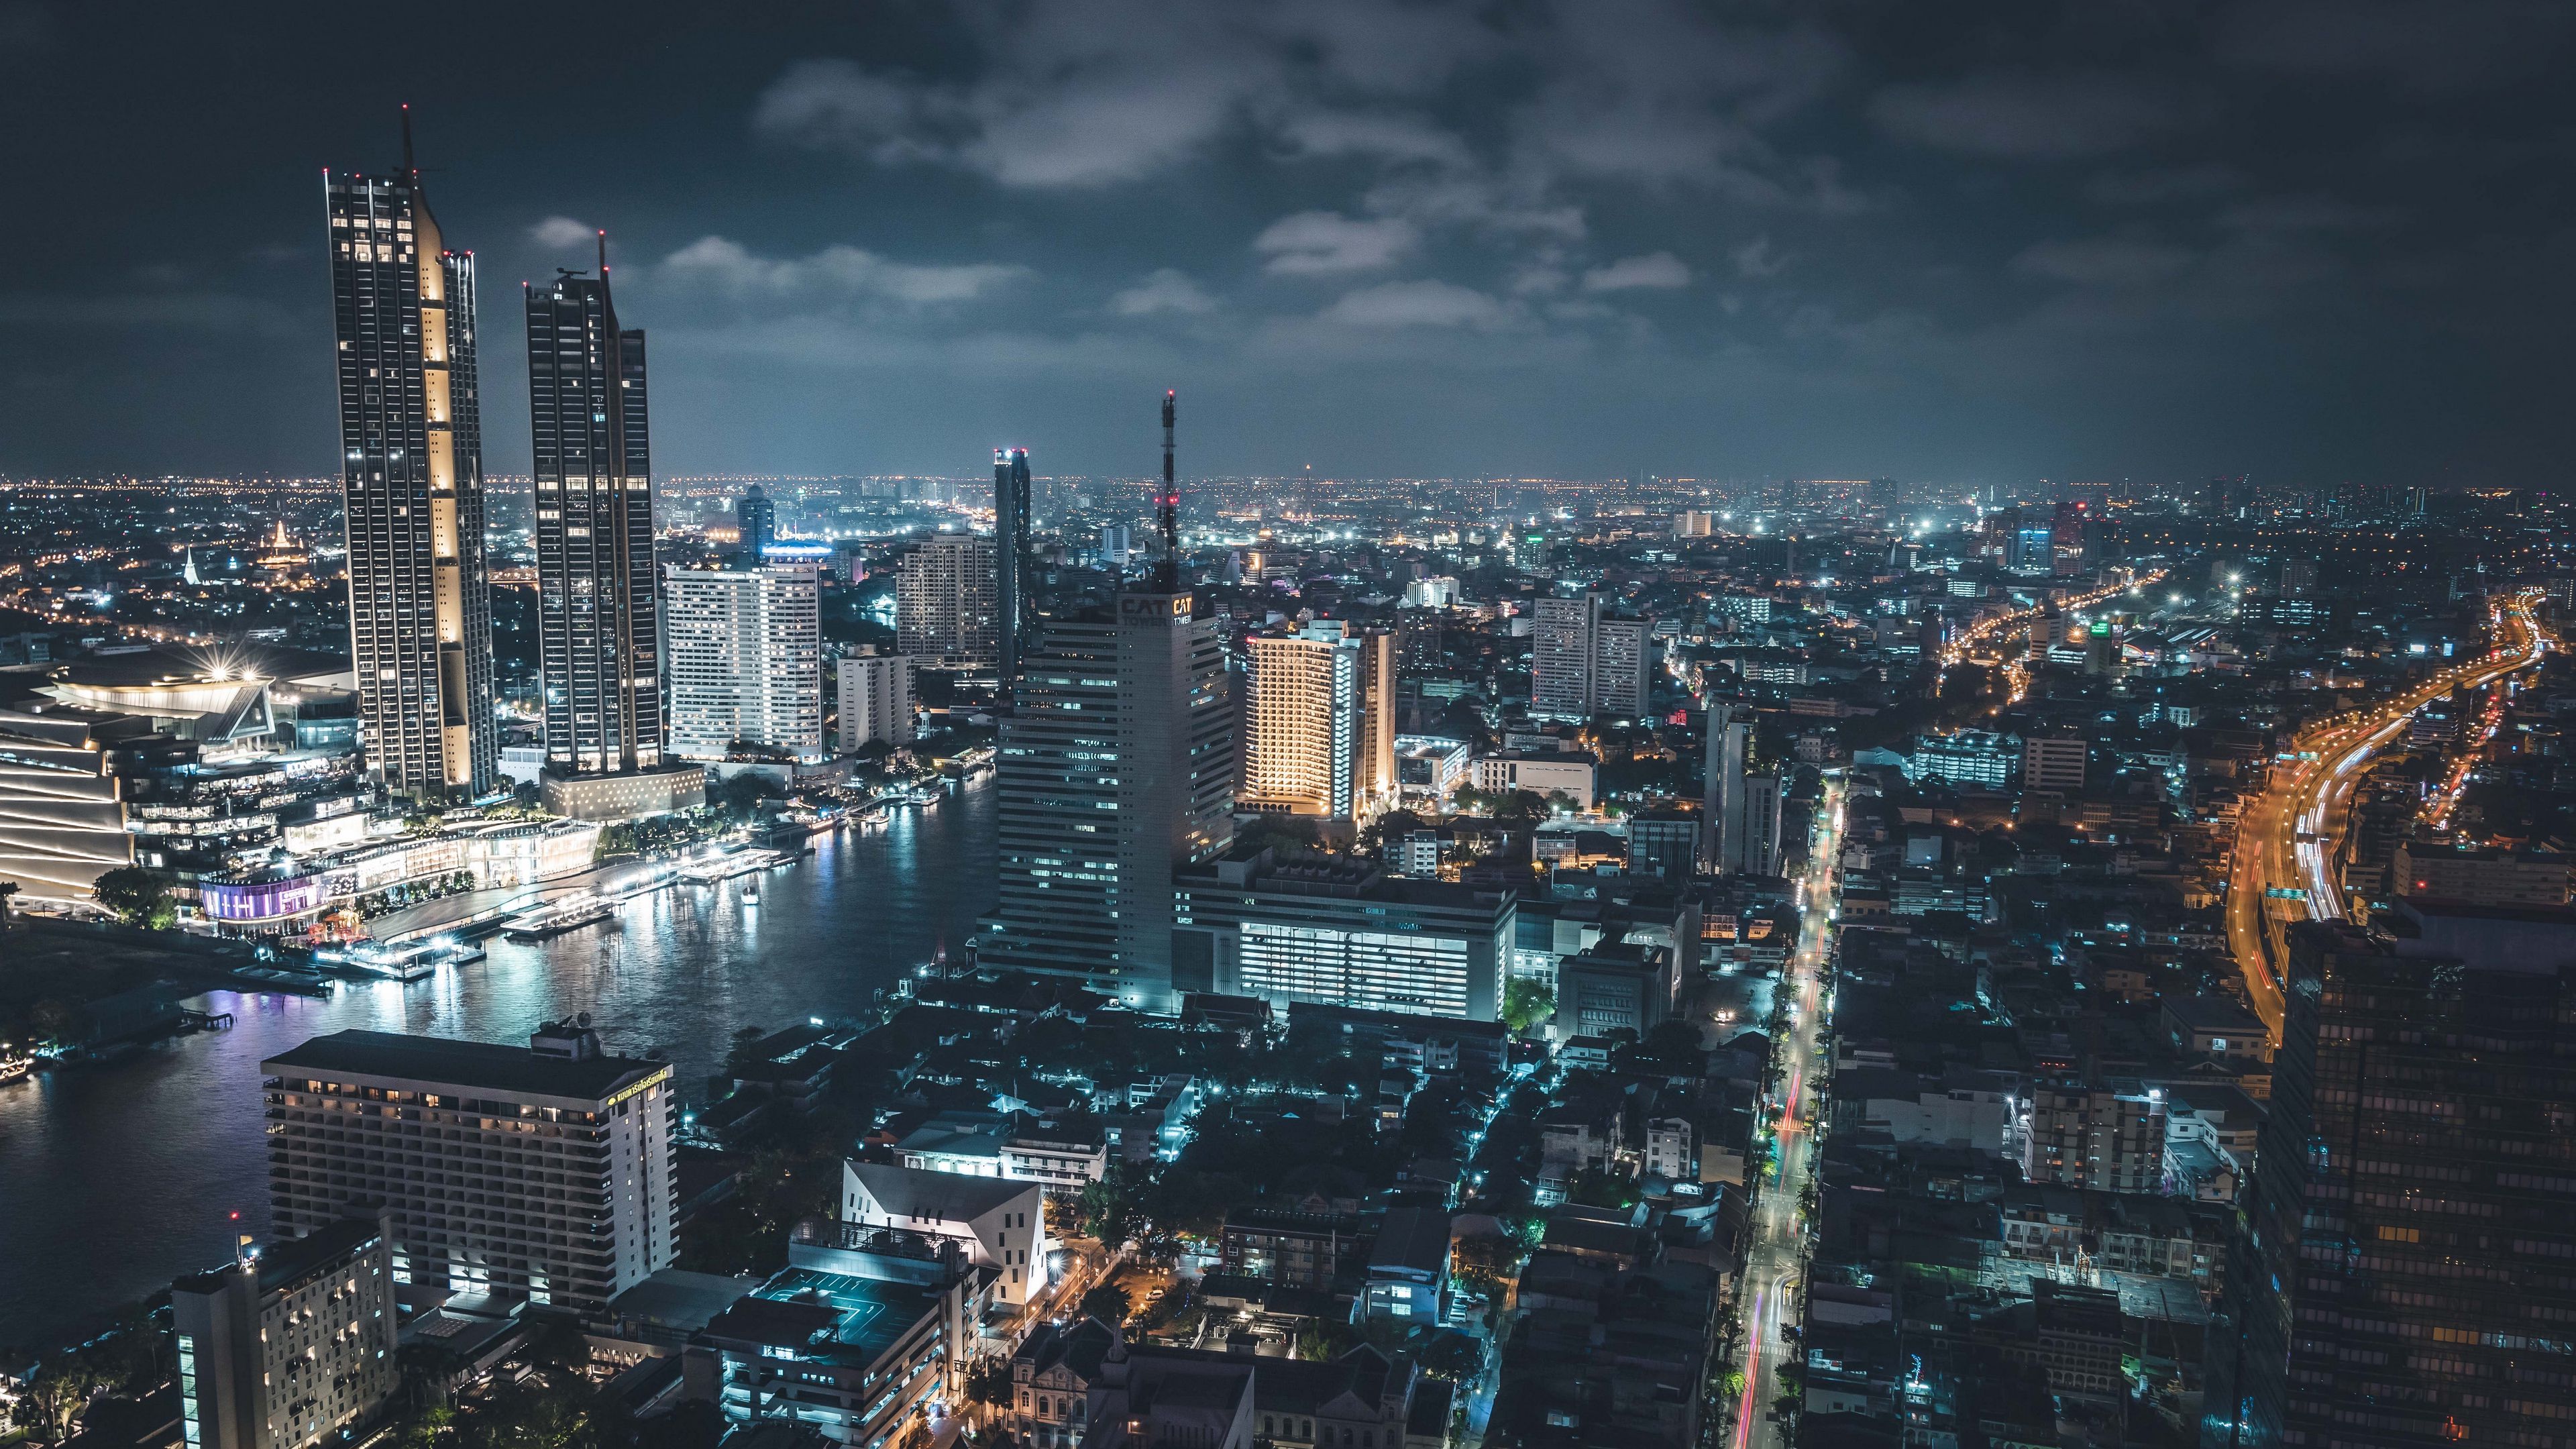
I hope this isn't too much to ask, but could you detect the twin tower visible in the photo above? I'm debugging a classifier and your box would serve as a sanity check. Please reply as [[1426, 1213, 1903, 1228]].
[[327, 120, 656, 805]]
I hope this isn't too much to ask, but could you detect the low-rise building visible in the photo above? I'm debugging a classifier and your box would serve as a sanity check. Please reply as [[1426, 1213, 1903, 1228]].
[[839, 1161, 1049, 1307], [1472, 754, 1597, 810], [1221, 1208, 1359, 1291], [1361, 1208, 1452, 1325], [1175, 847, 1515, 1023], [700, 1226, 987, 1448]]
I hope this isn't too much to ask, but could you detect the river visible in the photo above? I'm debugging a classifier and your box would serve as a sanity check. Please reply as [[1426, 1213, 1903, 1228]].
[[0, 782, 994, 1349]]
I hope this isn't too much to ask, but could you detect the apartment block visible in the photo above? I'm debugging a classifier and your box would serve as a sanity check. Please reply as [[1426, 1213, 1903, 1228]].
[[174, 1215, 398, 1449]]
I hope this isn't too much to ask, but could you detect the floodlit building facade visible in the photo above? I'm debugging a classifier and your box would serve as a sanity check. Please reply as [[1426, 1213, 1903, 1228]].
[[1242, 623, 1395, 820], [173, 1216, 398, 1449], [324, 154, 497, 800], [665, 565, 824, 761], [262, 1022, 675, 1311]]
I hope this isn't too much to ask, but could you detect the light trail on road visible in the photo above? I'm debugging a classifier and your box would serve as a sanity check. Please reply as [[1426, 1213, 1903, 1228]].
[[1732, 775, 1845, 1449], [2226, 588, 2552, 1038]]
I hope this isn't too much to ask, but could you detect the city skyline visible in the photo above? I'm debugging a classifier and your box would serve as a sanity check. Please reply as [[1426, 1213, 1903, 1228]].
[[5, 3, 2575, 487], [7, 12, 2576, 1449]]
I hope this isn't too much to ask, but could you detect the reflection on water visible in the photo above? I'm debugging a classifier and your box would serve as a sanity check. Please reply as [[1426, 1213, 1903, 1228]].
[[0, 785, 993, 1346]]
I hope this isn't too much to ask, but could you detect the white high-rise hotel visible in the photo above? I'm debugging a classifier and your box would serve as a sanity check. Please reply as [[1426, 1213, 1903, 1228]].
[[665, 564, 823, 762], [262, 1022, 674, 1311]]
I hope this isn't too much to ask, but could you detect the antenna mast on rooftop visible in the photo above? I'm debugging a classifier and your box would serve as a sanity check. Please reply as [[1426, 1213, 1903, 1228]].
[[1157, 389, 1179, 591]]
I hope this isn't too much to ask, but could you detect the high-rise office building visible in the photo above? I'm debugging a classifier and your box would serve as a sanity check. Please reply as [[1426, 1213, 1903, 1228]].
[[1241, 622, 1394, 820], [525, 254, 659, 779], [1736, 769, 1784, 876], [325, 123, 496, 800], [735, 484, 776, 558], [263, 1022, 675, 1311], [2202, 911, 2576, 1449], [174, 1215, 398, 1449], [665, 564, 824, 762], [836, 649, 916, 751], [994, 447, 1032, 686], [896, 535, 1000, 672], [983, 394, 1233, 1008], [1703, 701, 1746, 868], [1532, 593, 1654, 719], [981, 592, 1236, 1008]]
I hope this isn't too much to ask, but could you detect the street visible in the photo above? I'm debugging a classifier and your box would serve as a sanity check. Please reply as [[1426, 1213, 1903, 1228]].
[[1731, 774, 1846, 1449], [2225, 589, 2549, 1037]]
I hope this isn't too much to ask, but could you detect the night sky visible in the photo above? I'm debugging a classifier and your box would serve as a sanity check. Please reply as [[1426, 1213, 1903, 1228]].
[[3, 1, 2571, 486]]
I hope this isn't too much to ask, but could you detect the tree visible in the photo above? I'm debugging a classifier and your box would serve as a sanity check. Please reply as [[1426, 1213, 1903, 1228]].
[[1138, 1167, 1248, 1250], [91, 867, 176, 930], [963, 1354, 1014, 1410], [1080, 1283, 1133, 1325], [23, 1360, 97, 1440], [394, 1403, 457, 1449], [1078, 1164, 1146, 1246], [1409, 1330, 1485, 1383], [1638, 1019, 1705, 1069], [1358, 810, 1427, 857], [1449, 1232, 1520, 1307], [1501, 978, 1554, 1034], [632, 1402, 720, 1449], [1295, 1318, 1356, 1362]]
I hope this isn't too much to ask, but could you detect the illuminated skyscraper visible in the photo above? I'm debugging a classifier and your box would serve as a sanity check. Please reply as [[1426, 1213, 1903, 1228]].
[[525, 247, 659, 777], [994, 447, 1032, 686], [324, 116, 497, 800], [1242, 622, 1395, 821], [735, 484, 776, 559], [983, 394, 1236, 1008]]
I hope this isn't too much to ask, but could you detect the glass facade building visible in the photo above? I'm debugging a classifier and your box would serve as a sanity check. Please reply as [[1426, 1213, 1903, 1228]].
[[525, 267, 659, 775], [324, 161, 496, 800]]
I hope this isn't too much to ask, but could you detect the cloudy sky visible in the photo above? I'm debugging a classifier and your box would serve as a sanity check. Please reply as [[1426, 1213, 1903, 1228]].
[[2, 0, 2571, 488]]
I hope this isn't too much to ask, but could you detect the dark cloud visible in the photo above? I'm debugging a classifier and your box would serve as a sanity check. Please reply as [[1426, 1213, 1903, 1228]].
[[2215, 0, 2576, 92], [1870, 72, 2204, 160], [0, 0, 2572, 486]]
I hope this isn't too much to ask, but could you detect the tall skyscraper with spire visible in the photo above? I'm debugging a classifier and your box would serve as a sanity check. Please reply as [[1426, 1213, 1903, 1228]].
[[525, 236, 661, 780], [983, 393, 1236, 1008], [325, 111, 497, 801], [994, 446, 1032, 688]]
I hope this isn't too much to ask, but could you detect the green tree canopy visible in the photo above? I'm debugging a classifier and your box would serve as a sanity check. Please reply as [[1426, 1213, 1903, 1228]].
[[91, 866, 176, 930]]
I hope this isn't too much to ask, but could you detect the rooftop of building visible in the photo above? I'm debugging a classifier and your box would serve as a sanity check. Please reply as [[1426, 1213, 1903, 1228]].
[[1366, 1208, 1454, 1277], [605, 1269, 761, 1333], [263, 1028, 665, 1102], [846, 1159, 1033, 1221], [1223, 1204, 1360, 1236], [173, 1214, 382, 1300], [700, 1267, 945, 1370]]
